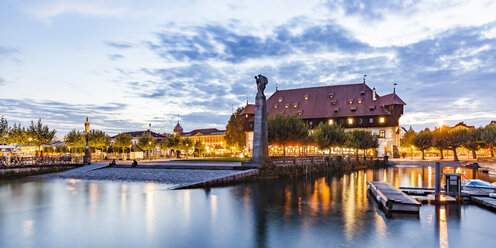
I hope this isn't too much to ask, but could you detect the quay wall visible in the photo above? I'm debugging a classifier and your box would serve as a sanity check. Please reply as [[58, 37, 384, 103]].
[[0, 164, 82, 179]]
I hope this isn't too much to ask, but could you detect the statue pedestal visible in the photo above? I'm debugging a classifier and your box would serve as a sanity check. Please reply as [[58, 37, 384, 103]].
[[83, 149, 91, 165], [243, 93, 269, 168]]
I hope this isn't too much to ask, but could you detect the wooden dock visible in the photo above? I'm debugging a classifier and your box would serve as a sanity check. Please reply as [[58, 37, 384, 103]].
[[471, 197, 496, 211], [367, 181, 421, 214]]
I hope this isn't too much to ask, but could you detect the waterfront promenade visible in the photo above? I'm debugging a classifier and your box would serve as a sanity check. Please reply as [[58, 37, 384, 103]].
[[37, 161, 254, 188]]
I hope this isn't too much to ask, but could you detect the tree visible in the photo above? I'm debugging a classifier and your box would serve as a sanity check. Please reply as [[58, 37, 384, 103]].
[[27, 119, 56, 153], [482, 126, 496, 157], [446, 128, 468, 161], [138, 132, 156, 160], [64, 129, 85, 154], [225, 107, 247, 151], [179, 138, 193, 156], [0, 116, 8, 145], [7, 123, 29, 145], [114, 132, 133, 158], [194, 141, 206, 157], [401, 127, 416, 147], [160, 135, 181, 155], [464, 128, 482, 159], [412, 131, 433, 160], [347, 130, 379, 160], [312, 124, 346, 157], [88, 129, 110, 151], [268, 114, 309, 158], [432, 127, 449, 159]]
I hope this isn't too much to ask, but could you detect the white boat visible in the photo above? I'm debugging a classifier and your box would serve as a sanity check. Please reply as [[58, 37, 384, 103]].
[[462, 179, 496, 194]]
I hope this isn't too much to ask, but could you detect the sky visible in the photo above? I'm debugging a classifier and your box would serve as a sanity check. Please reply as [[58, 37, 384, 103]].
[[1, 0, 496, 137]]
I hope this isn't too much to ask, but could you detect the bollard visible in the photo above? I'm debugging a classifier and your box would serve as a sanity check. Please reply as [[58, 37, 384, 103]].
[[435, 162, 441, 201]]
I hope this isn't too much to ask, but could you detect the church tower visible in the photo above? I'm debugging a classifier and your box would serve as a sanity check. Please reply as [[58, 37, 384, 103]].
[[173, 121, 183, 137], [85, 117, 90, 134]]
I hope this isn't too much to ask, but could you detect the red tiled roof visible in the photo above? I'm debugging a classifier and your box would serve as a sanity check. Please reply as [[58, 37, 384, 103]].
[[266, 83, 405, 119], [452, 122, 475, 129], [241, 104, 255, 115], [181, 128, 225, 137]]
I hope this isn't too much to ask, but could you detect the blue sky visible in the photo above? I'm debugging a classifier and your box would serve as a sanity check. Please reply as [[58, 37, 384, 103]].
[[1, 0, 496, 137]]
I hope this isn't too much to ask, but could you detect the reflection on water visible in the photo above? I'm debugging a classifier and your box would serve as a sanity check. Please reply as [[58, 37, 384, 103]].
[[1, 165, 496, 248]]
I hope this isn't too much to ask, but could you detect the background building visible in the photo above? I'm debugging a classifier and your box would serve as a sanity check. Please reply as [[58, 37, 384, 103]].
[[243, 82, 406, 157]]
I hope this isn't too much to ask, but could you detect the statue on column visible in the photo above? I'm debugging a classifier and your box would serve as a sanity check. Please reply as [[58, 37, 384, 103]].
[[243, 74, 270, 168]]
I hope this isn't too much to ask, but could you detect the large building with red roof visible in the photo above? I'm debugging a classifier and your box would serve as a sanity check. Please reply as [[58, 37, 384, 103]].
[[241, 82, 406, 157]]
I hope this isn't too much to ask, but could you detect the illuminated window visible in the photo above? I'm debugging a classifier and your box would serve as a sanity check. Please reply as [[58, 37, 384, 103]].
[[328, 119, 334, 125], [273, 104, 278, 109], [304, 94, 309, 100], [329, 93, 334, 98], [278, 97, 283, 102], [331, 101, 337, 105], [285, 104, 289, 109], [245, 114, 248, 118], [348, 99, 353, 104], [348, 118, 353, 125], [379, 117, 385, 123], [293, 102, 298, 108], [358, 98, 363, 104], [379, 130, 385, 138]]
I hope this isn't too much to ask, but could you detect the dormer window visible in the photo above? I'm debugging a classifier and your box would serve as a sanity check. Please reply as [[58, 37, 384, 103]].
[[357, 98, 363, 104], [334, 107, 340, 112], [331, 100, 337, 105], [273, 104, 278, 109], [304, 94, 309, 100], [360, 90, 365, 95], [284, 104, 289, 109], [348, 99, 353, 104], [293, 102, 299, 108], [278, 97, 283, 102], [329, 93, 334, 98], [297, 110, 303, 116], [351, 106, 357, 111], [369, 105, 376, 111]]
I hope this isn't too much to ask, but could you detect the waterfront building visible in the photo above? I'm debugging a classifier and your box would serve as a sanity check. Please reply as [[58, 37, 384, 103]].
[[176, 121, 227, 154], [242, 82, 406, 157]]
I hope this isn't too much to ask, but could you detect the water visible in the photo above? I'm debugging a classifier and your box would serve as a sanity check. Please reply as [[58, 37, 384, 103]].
[[1, 166, 496, 248]]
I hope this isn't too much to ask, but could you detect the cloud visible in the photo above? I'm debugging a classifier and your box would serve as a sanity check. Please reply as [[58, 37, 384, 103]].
[[0, 46, 19, 62], [105, 41, 134, 49], [20, 0, 127, 19], [0, 99, 139, 136], [108, 54, 124, 60], [0, 77, 4, 86]]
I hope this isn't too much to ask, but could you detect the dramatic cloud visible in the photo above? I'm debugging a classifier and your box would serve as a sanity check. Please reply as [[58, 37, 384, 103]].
[[1, 0, 496, 134]]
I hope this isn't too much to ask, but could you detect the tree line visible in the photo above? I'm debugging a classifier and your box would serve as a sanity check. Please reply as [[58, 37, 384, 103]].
[[267, 114, 379, 159], [402, 125, 496, 161], [0, 117, 56, 152]]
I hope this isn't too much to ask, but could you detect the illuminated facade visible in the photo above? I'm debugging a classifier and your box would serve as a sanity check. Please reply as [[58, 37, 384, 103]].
[[174, 122, 227, 153], [242, 82, 406, 157]]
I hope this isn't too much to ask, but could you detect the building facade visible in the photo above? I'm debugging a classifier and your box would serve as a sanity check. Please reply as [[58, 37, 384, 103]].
[[174, 122, 227, 154], [242, 82, 406, 157]]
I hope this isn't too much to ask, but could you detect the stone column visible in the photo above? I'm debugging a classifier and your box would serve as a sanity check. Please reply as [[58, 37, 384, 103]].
[[251, 93, 269, 165], [244, 74, 270, 167]]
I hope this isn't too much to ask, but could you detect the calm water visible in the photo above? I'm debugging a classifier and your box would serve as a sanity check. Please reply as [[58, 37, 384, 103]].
[[1, 166, 496, 248]]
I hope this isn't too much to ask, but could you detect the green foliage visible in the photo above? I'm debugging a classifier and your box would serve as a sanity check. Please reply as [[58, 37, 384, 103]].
[[65, 129, 85, 149], [464, 128, 483, 159], [346, 130, 379, 158], [0, 116, 8, 144], [160, 135, 181, 151], [7, 123, 29, 145], [138, 132, 156, 151], [114, 132, 133, 151], [312, 124, 346, 155], [412, 131, 433, 159], [432, 128, 449, 159], [88, 129, 110, 149], [225, 107, 247, 151], [268, 114, 309, 157], [180, 138, 193, 151], [482, 126, 496, 149], [27, 119, 56, 150], [194, 141, 206, 157], [401, 127, 416, 147]]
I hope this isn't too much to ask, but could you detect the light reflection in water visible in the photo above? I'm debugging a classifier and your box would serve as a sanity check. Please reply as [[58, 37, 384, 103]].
[[120, 184, 127, 216], [184, 190, 191, 224], [438, 205, 449, 248], [210, 195, 218, 222], [144, 183, 156, 239], [89, 183, 98, 219]]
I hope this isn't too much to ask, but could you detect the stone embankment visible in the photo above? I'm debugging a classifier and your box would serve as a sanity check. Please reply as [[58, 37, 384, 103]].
[[0, 164, 82, 179]]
